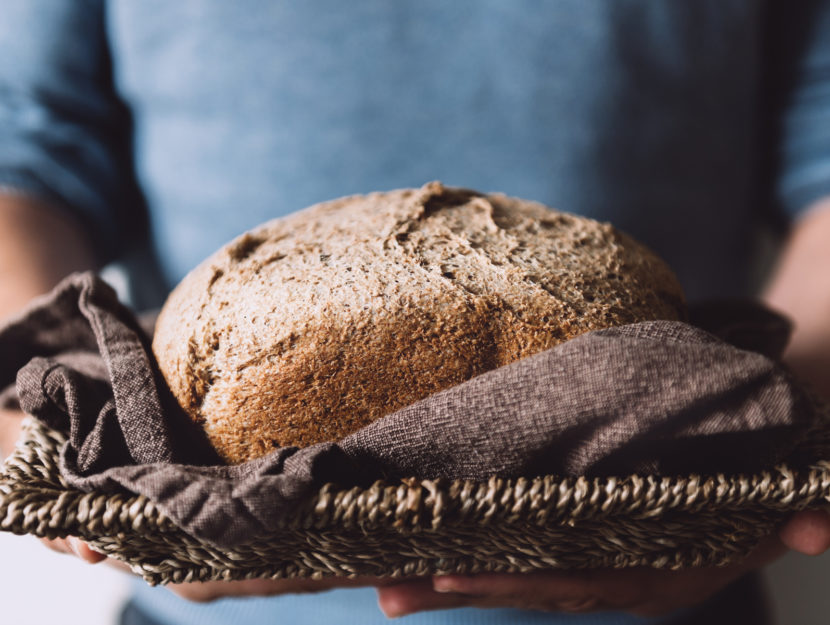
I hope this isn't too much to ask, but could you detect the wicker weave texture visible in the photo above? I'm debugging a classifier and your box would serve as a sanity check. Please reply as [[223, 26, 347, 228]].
[[2, 418, 830, 586]]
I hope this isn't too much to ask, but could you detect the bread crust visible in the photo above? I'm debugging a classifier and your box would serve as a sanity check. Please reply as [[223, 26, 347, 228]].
[[152, 182, 686, 463]]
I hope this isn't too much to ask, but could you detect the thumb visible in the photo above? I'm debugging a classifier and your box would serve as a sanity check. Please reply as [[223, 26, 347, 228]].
[[67, 537, 107, 564]]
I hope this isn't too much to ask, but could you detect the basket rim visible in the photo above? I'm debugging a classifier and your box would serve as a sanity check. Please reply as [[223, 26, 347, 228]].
[[3, 417, 830, 542]]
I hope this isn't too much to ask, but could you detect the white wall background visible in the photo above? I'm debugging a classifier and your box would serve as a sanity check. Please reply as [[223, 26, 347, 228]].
[[0, 533, 130, 625]]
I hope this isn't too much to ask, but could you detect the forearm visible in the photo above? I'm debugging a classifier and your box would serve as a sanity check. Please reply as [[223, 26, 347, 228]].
[[0, 193, 96, 319], [763, 197, 830, 397], [0, 192, 96, 456]]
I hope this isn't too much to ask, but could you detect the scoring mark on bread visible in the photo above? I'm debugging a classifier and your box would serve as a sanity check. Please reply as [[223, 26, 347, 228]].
[[227, 233, 266, 262], [207, 268, 224, 290], [421, 187, 484, 218]]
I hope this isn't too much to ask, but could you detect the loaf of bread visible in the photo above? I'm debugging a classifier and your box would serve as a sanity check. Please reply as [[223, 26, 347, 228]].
[[153, 182, 686, 464]]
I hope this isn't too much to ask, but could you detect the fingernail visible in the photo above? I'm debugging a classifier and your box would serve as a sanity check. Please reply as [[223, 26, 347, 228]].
[[67, 538, 82, 558], [376, 591, 409, 618], [433, 576, 464, 593], [379, 603, 408, 618]]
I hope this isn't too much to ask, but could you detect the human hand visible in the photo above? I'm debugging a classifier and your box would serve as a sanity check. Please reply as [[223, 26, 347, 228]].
[[376, 509, 830, 618], [40, 536, 112, 565], [2, 407, 109, 568]]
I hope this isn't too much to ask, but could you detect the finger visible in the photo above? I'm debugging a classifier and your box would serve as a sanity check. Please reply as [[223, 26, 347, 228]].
[[434, 572, 604, 613], [40, 537, 72, 555], [67, 537, 108, 564], [433, 571, 596, 607], [170, 575, 383, 603], [376, 579, 471, 618], [39, 536, 108, 564], [779, 509, 830, 556], [384, 572, 603, 615], [170, 580, 278, 603]]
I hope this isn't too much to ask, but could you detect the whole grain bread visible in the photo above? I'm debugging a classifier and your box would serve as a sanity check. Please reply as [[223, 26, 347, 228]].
[[152, 182, 687, 464]]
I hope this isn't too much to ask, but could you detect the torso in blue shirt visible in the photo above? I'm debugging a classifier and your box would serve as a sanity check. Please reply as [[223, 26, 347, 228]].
[[108, 0, 765, 301]]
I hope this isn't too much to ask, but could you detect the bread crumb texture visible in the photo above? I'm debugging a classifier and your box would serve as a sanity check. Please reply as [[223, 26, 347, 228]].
[[152, 182, 687, 463]]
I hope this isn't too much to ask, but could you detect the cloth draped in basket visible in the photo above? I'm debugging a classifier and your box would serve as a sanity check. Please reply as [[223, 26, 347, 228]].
[[0, 273, 820, 548]]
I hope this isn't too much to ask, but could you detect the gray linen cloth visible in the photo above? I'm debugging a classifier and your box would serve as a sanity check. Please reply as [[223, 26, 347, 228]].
[[0, 273, 819, 548]]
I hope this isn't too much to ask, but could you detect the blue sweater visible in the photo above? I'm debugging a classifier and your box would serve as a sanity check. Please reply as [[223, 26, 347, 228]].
[[2, 1, 830, 623]]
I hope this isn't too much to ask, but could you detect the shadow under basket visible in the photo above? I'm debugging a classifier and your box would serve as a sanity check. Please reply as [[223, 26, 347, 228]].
[[2, 418, 830, 586]]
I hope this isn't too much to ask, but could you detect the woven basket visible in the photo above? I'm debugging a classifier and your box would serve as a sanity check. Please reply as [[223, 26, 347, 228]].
[[2, 417, 830, 586]]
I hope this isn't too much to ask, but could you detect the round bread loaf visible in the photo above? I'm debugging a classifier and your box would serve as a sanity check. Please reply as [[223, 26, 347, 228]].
[[153, 182, 686, 464]]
